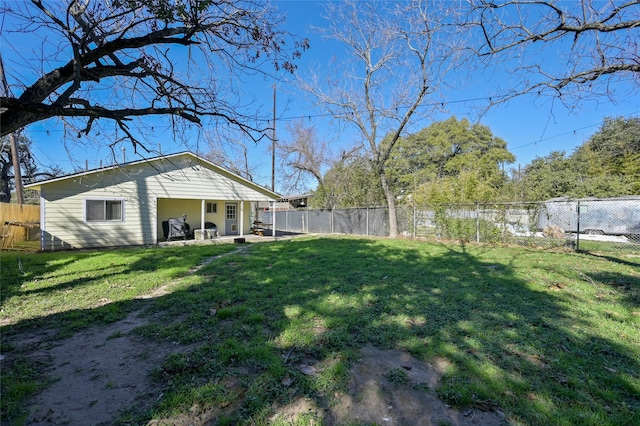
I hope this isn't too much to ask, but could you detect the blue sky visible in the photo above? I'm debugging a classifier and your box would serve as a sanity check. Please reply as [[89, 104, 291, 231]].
[[3, 0, 639, 192]]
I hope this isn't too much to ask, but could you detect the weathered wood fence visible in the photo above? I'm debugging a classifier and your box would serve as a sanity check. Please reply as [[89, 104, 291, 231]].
[[0, 204, 40, 249]]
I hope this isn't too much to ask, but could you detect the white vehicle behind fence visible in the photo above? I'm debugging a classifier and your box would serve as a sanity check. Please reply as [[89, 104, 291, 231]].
[[537, 196, 640, 236]]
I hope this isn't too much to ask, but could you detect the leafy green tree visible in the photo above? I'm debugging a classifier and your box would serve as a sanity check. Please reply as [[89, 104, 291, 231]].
[[572, 116, 640, 192], [518, 150, 633, 201], [415, 169, 504, 204], [519, 151, 583, 201], [387, 117, 515, 204]]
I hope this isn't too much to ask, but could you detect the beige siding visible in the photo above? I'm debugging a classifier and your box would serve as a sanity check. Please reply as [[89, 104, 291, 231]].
[[40, 179, 152, 250], [39, 154, 274, 249]]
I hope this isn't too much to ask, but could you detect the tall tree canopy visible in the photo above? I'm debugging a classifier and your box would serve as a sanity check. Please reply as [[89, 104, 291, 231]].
[[388, 117, 515, 204], [572, 116, 640, 192], [0, 0, 308, 152], [517, 151, 633, 201]]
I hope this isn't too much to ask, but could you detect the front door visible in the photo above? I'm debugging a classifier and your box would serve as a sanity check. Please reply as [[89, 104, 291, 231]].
[[225, 203, 238, 235]]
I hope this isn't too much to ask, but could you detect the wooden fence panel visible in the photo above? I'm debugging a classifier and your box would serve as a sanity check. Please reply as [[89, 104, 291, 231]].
[[0, 203, 40, 248]]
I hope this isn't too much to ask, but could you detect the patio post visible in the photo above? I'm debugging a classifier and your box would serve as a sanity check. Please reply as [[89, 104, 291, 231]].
[[201, 199, 206, 237], [272, 200, 277, 239], [240, 201, 245, 236]]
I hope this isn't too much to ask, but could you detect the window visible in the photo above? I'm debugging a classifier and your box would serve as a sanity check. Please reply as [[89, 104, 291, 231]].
[[226, 203, 236, 220], [85, 199, 124, 222], [206, 202, 217, 213]]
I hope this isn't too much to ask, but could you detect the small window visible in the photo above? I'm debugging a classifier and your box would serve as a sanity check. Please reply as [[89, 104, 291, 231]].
[[226, 204, 236, 220], [206, 202, 217, 213], [85, 199, 124, 222]]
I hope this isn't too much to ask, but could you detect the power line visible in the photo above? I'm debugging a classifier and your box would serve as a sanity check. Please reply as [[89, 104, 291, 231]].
[[509, 110, 640, 153]]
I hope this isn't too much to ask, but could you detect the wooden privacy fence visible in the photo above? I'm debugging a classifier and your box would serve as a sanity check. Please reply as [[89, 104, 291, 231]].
[[0, 203, 40, 249]]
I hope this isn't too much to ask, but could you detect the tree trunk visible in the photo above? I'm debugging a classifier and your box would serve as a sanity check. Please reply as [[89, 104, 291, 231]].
[[1, 161, 11, 203], [380, 170, 398, 238]]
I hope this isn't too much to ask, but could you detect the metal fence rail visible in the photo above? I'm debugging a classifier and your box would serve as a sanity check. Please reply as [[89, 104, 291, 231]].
[[260, 197, 640, 253]]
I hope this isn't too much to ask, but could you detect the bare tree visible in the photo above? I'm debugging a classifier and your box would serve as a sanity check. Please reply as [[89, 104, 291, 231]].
[[277, 119, 361, 193], [0, 0, 308, 155], [466, 0, 639, 104], [279, 120, 328, 189], [300, 0, 466, 237], [203, 130, 258, 182]]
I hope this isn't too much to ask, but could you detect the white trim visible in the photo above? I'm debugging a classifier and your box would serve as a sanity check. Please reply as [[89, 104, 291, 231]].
[[83, 197, 126, 224], [240, 201, 245, 236], [201, 199, 206, 231], [40, 190, 46, 251], [152, 197, 158, 244]]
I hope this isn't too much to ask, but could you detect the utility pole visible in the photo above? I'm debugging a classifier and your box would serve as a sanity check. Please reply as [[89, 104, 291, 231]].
[[272, 83, 276, 192], [0, 53, 24, 204]]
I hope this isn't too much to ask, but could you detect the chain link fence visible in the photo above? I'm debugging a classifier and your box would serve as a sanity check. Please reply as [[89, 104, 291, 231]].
[[259, 197, 640, 253], [258, 207, 389, 237]]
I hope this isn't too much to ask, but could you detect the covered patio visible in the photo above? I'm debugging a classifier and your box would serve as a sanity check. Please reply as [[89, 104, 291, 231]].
[[157, 198, 280, 242]]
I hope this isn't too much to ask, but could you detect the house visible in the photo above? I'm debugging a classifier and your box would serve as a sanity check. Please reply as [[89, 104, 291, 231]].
[[25, 152, 280, 250], [257, 194, 312, 211]]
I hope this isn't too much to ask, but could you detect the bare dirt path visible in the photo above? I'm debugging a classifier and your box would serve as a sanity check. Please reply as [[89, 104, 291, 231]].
[[24, 311, 175, 425]]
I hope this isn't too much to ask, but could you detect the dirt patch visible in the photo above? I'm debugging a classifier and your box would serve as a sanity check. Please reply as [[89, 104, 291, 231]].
[[9, 329, 504, 426], [271, 345, 505, 426], [22, 311, 187, 425]]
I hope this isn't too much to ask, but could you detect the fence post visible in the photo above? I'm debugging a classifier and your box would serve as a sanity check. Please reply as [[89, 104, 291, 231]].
[[366, 207, 369, 236], [413, 205, 416, 238], [475, 202, 480, 243], [576, 201, 581, 252], [271, 201, 276, 239], [331, 208, 334, 234]]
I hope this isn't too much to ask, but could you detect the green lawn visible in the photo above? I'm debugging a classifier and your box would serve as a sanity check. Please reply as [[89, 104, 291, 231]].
[[1, 236, 639, 425]]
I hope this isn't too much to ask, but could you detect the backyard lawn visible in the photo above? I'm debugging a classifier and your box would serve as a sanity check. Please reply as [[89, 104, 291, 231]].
[[1, 236, 639, 425]]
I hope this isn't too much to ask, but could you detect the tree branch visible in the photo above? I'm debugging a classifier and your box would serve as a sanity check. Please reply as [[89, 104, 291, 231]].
[[465, 0, 639, 104], [1, 0, 308, 148]]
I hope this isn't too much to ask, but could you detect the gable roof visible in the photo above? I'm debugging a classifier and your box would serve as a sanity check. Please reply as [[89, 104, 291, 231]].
[[25, 151, 280, 199]]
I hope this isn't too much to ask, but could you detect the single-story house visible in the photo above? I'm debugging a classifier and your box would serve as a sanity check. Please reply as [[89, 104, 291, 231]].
[[25, 151, 281, 250]]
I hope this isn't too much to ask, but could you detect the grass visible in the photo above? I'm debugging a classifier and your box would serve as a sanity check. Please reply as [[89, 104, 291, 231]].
[[1, 244, 238, 333], [0, 352, 52, 424], [386, 367, 410, 386], [577, 237, 640, 254], [1, 236, 639, 425]]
